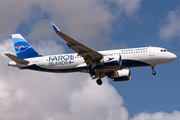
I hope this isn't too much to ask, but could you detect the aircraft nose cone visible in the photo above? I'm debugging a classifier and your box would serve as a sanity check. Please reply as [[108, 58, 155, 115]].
[[170, 53, 177, 61]]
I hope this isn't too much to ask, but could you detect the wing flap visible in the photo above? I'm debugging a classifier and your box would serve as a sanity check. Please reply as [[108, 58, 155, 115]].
[[5, 53, 29, 64]]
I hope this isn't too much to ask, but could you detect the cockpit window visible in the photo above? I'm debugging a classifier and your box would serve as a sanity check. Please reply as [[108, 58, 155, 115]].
[[161, 49, 168, 52]]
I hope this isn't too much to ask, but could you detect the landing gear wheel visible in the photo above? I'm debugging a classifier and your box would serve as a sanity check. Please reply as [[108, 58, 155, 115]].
[[96, 79, 102, 85], [89, 69, 95, 76], [152, 71, 156, 75], [151, 65, 156, 75]]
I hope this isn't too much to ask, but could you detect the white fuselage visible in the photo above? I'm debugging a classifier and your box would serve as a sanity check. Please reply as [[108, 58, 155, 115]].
[[8, 47, 177, 73]]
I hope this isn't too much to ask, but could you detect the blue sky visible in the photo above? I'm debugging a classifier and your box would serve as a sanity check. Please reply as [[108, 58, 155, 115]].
[[0, 0, 180, 120], [110, 0, 180, 117]]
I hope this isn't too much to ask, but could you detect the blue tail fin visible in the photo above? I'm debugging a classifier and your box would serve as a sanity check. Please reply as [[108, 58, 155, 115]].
[[12, 34, 42, 59]]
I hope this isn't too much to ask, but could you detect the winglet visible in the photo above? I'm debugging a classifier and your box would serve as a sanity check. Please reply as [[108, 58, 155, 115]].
[[51, 22, 60, 33]]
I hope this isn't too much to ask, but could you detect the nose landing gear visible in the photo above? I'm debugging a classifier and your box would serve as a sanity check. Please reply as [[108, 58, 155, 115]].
[[151, 65, 156, 75], [152, 71, 156, 75]]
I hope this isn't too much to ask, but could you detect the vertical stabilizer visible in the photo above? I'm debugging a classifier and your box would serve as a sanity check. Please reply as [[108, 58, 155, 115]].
[[12, 34, 42, 59]]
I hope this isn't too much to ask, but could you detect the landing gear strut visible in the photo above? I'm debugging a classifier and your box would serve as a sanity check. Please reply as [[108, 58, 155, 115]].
[[151, 65, 156, 75], [89, 69, 102, 85]]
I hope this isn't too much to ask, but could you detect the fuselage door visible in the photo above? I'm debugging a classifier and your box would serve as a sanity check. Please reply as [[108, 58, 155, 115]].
[[149, 47, 155, 56], [38, 57, 44, 66]]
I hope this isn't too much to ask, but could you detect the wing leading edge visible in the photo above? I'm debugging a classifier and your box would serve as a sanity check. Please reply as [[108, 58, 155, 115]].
[[51, 22, 103, 67]]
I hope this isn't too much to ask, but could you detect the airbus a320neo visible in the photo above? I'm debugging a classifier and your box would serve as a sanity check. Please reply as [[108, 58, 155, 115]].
[[5, 22, 177, 85]]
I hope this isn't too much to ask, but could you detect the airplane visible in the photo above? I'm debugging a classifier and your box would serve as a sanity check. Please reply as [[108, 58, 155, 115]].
[[5, 22, 177, 85]]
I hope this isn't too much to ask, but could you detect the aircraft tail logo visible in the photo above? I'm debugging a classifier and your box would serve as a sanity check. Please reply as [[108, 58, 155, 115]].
[[16, 46, 31, 53], [12, 34, 42, 59]]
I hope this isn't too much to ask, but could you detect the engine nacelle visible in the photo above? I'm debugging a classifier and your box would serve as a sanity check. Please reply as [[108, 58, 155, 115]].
[[109, 69, 131, 81], [100, 55, 121, 66]]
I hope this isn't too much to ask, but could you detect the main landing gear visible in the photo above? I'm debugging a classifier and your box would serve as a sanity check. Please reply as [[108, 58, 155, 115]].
[[96, 72, 103, 85], [151, 65, 156, 75], [89, 69, 103, 85], [96, 79, 102, 85], [89, 69, 95, 76]]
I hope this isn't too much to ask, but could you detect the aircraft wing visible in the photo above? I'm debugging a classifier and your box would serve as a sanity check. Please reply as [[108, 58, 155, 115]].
[[51, 22, 103, 67]]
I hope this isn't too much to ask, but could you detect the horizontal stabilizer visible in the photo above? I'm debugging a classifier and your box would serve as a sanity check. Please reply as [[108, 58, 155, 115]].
[[5, 53, 29, 64]]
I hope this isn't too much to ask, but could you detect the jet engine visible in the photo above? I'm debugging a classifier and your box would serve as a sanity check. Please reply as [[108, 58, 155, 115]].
[[109, 69, 131, 81], [99, 55, 121, 66]]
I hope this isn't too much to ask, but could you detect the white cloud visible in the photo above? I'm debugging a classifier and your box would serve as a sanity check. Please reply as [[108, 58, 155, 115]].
[[32, 39, 66, 55], [1, 23, 180, 120], [0, 0, 142, 49], [3, 1, 180, 120], [67, 80, 128, 120], [160, 9, 180, 40], [1, 37, 180, 120], [0, 39, 14, 56], [0, 39, 129, 120], [105, 0, 141, 16], [0, 81, 10, 101], [130, 111, 180, 120]]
